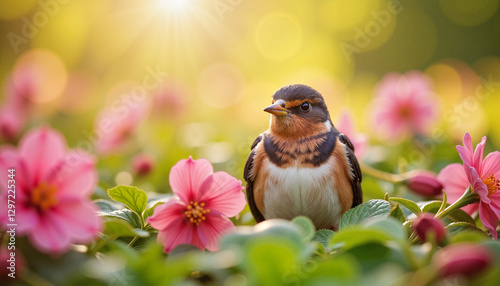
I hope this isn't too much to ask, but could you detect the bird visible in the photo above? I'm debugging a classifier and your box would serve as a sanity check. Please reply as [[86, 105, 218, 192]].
[[244, 84, 362, 231]]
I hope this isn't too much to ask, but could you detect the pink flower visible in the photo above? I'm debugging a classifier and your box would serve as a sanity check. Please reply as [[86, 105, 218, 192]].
[[406, 170, 443, 197], [413, 212, 446, 244], [147, 157, 246, 253], [0, 74, 35, 141], [434, 243, 493, 279], [95, 99, 151, 155], [0, 127, 102, 254], [0, 103, 26, 142], [151, 83, 187, 120], [131, 153, 155, 176], [438, 133, 500, 238], [371, 71, 438, 141], [336, 109, 368, 158]]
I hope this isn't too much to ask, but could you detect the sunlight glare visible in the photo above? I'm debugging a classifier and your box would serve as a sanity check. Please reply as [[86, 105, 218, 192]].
[[158, 0, 191, 12]]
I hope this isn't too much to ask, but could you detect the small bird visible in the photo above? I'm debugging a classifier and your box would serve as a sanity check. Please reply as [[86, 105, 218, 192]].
[[244, 84, 362, 230]]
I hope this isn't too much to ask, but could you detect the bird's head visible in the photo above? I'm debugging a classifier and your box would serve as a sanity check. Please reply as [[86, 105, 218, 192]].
[[264, 84, 332, 138]]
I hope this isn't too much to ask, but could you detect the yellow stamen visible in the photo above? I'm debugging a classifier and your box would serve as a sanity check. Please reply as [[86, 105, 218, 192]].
[[184, 201, 210, 226], [483, 174, 500, 196], [31, 182, 58, 211]]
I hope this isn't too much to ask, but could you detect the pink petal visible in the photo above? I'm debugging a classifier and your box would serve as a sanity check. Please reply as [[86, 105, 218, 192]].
[[463, 132, 473, 155], [198, 212, 236, 252], [157, 219, 194, 253], [169, 157, 213, 203], [19, 127, 66, 185], [353, 134, 368, 158], [473, 136, 487, 174], [482, 151, 500, 179], [0, 147, 33, 195], [190, 228, 206, 250], [147, 200, 186, 230], [198, 172, 246, 217], [0, 147, 20, 192], [0, 103, 26, 141], [29, 212, 71, 254], [456, 145, 473, 170], [337, 110, 353, 136], [467, 165, 489, 202], [14, 204, 40, 234], [52, 201, 102, 243], [48, 151, 98, 199], [438, 164, 477, 214], [478, 203, 499, 239]]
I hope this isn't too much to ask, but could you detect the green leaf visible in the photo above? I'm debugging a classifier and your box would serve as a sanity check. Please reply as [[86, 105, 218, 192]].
[[143, 201, 165, 221], [365, 217, 406, 241], [312, 229, 335, 250], [389, 197, 422, 216], [244, 236, 300, 286], [421, 201, 475, 224], [98, 209, 143, 228], [107, 185, 148, 215], [291, 216, 316, 241], [339, 199, 391, 230], [390, 204, 406, 223], [305, 256, 360, 284], [330, 227, 393, 250], [101, 219, 149, 240], [449, 230, 490, 243], [446, 222, 487, 236], [481, 241, 500, 263], [94, 199, 121, 211]]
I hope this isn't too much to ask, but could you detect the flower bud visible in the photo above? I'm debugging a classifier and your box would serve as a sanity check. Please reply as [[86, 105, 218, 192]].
[[406, 170, 443, 197], [132, 153, 155, 176], [413, 212, 446, 243], [434, 243, 493, 279]]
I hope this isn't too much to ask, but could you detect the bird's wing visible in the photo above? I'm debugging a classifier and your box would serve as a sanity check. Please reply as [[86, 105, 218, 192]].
[[244, 134, 265, 222], [338, 133, 363, 207]]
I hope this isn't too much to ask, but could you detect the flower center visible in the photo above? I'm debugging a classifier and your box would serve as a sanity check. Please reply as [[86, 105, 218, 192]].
[[184, 201, 210, 225], [31, 182, 58, 211], [399, 105, 412, 119], [483, 174, 500, 196]]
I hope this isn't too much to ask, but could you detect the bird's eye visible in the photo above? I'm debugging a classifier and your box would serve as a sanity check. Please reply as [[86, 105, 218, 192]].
[[300, 102, 311, 112]]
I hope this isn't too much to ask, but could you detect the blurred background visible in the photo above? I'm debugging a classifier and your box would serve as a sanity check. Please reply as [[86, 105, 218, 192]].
[[1, 0, 500, 200]]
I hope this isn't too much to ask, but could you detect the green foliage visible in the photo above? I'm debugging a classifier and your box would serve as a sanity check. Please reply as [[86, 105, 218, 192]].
[[107, 185, 148, 216], [389, 197, 422, 216], [339, 199, 391, 229], [143, 201, 165, 221], [95, 185, 166, 251], [312, 229, 335, 250], [291, 216, 316, 241], [420, 200, 475, 224]]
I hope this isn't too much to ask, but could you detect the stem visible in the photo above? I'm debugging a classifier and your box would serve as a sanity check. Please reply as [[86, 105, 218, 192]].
[[408, 187, 479, 245], [399, 241, 420, 270], [360, 163, 410, 183], [435, 186, 479, 220], [128, 236, 140, 247]]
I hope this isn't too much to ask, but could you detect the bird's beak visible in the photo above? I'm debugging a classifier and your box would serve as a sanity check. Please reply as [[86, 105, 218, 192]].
[[264, 100, 290, 117]]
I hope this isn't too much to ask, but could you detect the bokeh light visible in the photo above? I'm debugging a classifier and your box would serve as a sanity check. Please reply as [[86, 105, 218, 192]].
[[11, 49, 67, 103], [0, 0, 499, 197]]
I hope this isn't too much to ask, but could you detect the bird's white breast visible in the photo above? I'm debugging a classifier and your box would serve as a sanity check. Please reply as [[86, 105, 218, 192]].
[[262, 157, 343, 229]]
